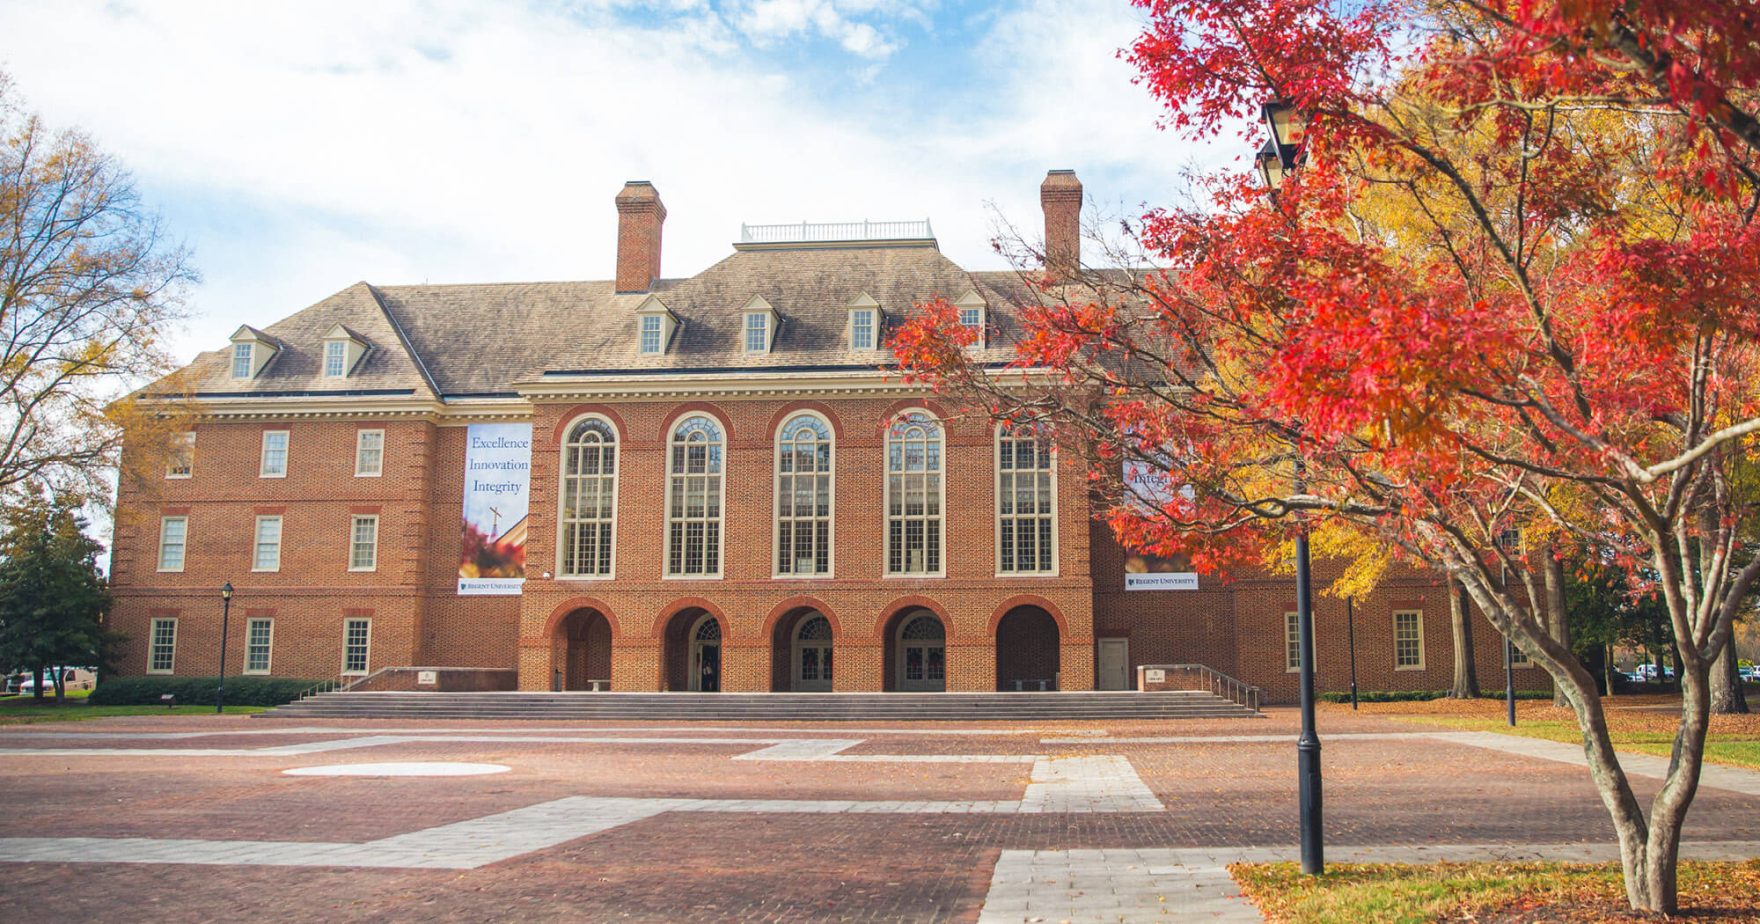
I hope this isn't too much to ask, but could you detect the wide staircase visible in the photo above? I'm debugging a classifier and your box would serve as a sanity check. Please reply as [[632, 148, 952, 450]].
[[261, 690, 1262, 722]]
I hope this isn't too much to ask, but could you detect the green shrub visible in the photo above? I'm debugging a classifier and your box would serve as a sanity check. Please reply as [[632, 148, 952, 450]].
[[89, 675, 321, 707], [1319, 689, 1555, 703]]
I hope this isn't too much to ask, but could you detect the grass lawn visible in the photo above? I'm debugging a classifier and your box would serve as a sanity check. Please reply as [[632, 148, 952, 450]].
[[1325, 696, 1760, 770], [1233, 860, 1760, 922], [0, 698, 265, 724]]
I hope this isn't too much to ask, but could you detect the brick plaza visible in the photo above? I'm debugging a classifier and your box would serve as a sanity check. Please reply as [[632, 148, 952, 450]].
[[3, 709, 1758, 922]]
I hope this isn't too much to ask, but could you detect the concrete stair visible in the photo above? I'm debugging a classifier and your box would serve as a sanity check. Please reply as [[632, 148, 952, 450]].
[[261, 690, 1262, 722]]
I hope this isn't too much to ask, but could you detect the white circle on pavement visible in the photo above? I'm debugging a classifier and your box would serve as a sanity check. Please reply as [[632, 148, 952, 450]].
[[283, 762, 511, 777]]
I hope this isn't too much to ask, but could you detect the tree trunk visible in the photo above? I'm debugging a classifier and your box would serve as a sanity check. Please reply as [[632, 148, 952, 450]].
[[1545, 551, 1571, 707], [51, 667, 65, 706], [1711, 643, 1750, 714], [29, 666, 43, 701], [1604, 644, 1616, 697], [1450, 580, 1480, 698]]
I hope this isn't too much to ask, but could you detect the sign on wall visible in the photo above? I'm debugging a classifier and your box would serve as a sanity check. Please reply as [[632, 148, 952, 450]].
[[1121, 459, 1200, 591], [458, 423, 532, 595]]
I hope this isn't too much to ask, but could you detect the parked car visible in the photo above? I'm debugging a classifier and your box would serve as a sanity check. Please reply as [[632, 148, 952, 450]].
[[17, 667, 97, 694], [1741, 665, 1758, 683]]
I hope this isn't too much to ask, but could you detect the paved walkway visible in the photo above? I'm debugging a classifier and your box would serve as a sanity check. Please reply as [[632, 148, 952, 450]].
[[1, 713, 1756, 921]]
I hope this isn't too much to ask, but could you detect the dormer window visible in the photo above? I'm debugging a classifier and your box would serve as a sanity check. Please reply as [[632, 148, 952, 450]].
[[953, 289, 987, 348], [228, 326, 280, 379], [851, 310, 876, 350], [846, 292, 882, 351], [324, 341, 347, 377], [320, 325, 369, 379], [739, 295, 779, 354], [635, 295, 679, 355], [744, 312, 768, 353]]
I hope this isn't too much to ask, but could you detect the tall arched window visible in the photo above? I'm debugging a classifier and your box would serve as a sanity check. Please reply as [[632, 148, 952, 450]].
[[996, 424, 1056, 574], [886, 411, 943, 575], [776, 414, 833, 576], [667, 415, 724, 576], [559, 417, 617, 577]]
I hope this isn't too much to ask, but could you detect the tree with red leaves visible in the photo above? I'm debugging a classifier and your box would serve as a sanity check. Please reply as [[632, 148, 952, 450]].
[[893, 0, 1760, 912]]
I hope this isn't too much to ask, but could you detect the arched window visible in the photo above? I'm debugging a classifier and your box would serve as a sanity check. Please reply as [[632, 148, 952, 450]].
[[560, 417, 617, 577], [996, 424, 1056, 574], [667, 415, 725, 576], [776, 414, 833, 576], [886, 411, 943, 575]]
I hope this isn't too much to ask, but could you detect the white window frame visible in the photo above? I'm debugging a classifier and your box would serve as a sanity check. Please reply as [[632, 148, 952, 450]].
[[774, 412, 835, 578], [166, 431, 195, 479], [323, 340, 348, 378], [744, 311, 769, 353], [994, 424, 1058, 576], [556, 414, 619, 580], [1510, 642, 1534, 668], [1394, 609, 1426, 670], [231, 342, 254, 379], [342, 617, 371, 675], [148, 617, 177, 674], [639, 315, 664, 355], [252, 515, 283, 572], [850, 308, 876, 350], [665, 415, 726, 578], [1285, 611, 1302, 673], [354, 429, 384, 478], [259, 430, 289, 478], [884, 409, 945, 578], [157, 516, 188, 573], [244, 617, 273, 674], [349, 515, 379, 572]]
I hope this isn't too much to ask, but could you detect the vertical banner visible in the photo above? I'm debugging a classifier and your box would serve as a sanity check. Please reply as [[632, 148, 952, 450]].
[[458, 423, 532, 595], [1122, 459, 1199, 591]]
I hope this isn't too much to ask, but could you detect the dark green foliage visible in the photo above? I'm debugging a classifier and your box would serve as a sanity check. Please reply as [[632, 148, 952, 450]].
[[1319, 690, 1555, 703], [89, 675, 319, 707], [0, 494, 112, 697]]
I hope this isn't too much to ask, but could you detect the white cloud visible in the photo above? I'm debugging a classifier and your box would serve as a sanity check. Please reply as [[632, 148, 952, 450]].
[[0, 0, 1210, 365]]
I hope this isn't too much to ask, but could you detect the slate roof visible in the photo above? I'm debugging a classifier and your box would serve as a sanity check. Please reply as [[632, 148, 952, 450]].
[[171, 241, 1039, 399]]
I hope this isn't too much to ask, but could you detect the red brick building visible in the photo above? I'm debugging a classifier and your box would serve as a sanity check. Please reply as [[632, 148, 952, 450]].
[[109, 171, 1547, 701]]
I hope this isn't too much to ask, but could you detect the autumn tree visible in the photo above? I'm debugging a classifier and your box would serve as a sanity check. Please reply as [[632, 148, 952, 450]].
[[0, 69, 195, 506], [893, 0, 1760, 912]]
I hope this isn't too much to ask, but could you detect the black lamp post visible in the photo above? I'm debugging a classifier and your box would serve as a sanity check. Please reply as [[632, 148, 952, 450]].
[[1257, 98, 1323, 876], [216, 583, 234, 714]]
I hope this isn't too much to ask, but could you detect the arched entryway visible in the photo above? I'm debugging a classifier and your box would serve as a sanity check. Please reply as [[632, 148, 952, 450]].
[[770, 607, 836, 691], [553, 608, 612, 691], [995, 605, 1059, 691], [889, 609, 946, 692], [662, 608, 724, 692]]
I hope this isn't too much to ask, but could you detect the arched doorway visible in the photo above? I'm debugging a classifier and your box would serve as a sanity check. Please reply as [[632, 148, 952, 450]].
[[662, 607, 724, 692], [690, 614, 722, 692], [553, 608, 612, 691], [791, 614, 834, 692], [893, 610, 946, 692], [995, 605, 1059, 691]]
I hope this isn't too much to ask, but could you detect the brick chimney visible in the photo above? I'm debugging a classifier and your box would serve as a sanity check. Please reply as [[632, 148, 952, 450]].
[[1040, 169, 1082, 282], [615, 180, 666, 293]]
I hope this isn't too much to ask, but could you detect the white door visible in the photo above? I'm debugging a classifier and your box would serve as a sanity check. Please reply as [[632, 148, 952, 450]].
[[1097, 638, 1130, 690], [896, 613, 946, 692]]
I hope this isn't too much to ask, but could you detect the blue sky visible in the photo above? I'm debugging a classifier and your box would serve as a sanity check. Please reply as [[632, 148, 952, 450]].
[[0, 0, 1229, 365]]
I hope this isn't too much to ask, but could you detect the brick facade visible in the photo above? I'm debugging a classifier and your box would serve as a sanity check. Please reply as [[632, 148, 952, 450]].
[[107, 172, 1552, 703]]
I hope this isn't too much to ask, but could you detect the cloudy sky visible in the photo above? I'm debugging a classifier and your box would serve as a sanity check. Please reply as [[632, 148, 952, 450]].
[[0, 0, 1225, 364]]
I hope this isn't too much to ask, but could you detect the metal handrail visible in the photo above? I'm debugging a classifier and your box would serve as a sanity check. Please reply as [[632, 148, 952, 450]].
[[739, 218, 934, 244], [1159, 663, 1262, 714]]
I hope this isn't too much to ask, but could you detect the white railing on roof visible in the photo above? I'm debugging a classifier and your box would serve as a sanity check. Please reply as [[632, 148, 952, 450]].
[[739, 218, 935, 244]]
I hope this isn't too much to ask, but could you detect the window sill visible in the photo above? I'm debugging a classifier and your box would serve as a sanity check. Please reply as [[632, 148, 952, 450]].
[[1394, 664, 1426, 671], [165, 474, 192, 480], [772, 572, 835, 580], [258, 473, 287, 479], [554, 573, 616, 581], [156, 567, 185, 574], [884, 572, 946, 579], [147, 669, 173, 675], [994, 571, 1059, 579]]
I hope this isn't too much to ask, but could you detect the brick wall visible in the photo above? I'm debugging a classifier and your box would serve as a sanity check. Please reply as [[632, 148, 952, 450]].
[[109, 394, 1550, 702]]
